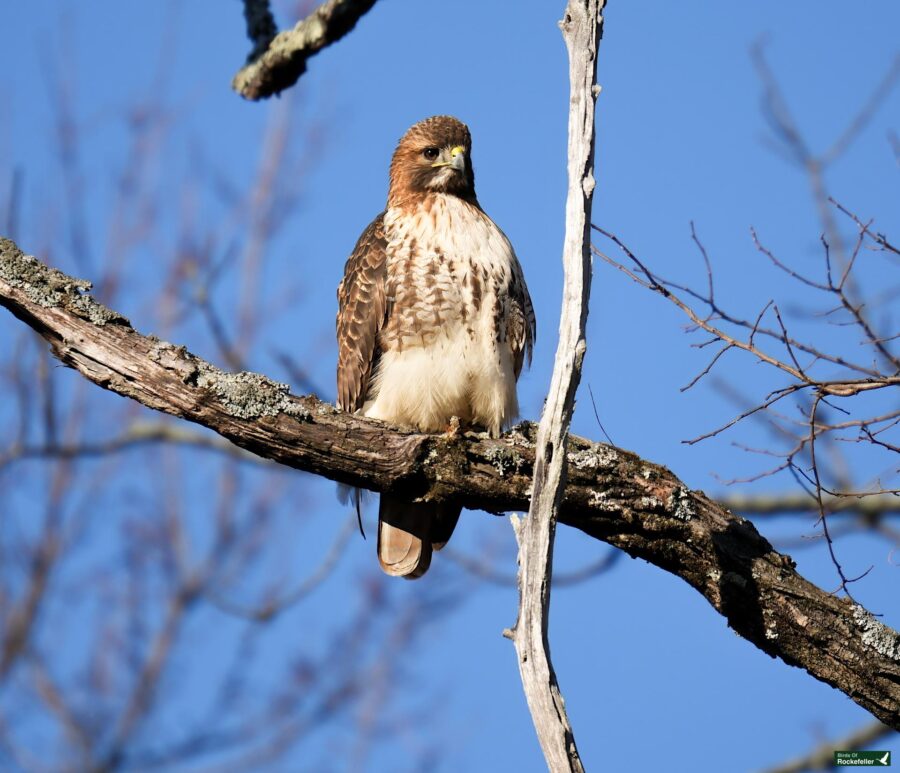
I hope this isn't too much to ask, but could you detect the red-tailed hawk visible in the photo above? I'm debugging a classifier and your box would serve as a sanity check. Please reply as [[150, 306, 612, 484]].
[[336, 115, 535, 578]]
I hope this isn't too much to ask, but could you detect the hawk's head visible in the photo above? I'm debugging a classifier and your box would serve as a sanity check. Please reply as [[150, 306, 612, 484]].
[[388, 116, 476, 205]]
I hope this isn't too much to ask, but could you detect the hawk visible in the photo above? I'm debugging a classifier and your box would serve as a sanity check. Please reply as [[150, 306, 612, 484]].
[[336, 115, 535, 578]]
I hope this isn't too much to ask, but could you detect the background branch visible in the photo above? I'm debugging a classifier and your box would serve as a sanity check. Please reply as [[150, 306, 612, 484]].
[[719, 493, 900, 518]]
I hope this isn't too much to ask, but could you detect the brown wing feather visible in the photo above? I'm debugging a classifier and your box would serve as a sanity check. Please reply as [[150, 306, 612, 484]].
[[336, 214, 388, 412], [506, 261, 536, 379]]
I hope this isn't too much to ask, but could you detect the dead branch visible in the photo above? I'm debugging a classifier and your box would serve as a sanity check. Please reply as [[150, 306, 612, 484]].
[[233, 0, 379, 100], [2, 237, 899, 731], [504, 2, 603, 771]]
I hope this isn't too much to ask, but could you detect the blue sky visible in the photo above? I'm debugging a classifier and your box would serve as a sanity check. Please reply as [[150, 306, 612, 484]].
[[1, 1, 898, 771]]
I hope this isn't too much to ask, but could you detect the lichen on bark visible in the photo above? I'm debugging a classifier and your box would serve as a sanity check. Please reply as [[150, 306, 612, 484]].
[[0, 238, 127, 326]]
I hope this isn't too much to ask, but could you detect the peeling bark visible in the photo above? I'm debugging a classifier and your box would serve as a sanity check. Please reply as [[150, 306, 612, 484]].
[[1, 236, 898, 732]]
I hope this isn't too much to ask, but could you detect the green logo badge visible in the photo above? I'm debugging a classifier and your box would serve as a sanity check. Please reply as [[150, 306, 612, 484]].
[[834, 751, 892, 767]]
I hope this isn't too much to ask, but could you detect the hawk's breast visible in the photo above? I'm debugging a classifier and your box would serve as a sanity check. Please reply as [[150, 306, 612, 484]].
[[362, 194, 522, 437]]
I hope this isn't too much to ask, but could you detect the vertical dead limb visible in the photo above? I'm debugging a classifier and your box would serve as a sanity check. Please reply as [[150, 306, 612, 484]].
[[506, 1, 604, 771]]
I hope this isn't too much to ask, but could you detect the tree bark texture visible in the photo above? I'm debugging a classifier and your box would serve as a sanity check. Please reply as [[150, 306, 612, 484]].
[[506, 2, 604, 771], [1, 236, 898, 732]]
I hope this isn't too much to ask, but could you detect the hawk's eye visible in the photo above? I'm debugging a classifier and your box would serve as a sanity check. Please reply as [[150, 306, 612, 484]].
[[422, 147, 440, 161]]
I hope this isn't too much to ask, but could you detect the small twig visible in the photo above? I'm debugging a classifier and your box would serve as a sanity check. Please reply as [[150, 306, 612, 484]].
[[752, 226, 829, 291], [680, 343, 734, 392], [690, 221, 715, 310], [598, 233, 893, 384], [822, 52, 900, 166], [808, 396, 872, 599], [772, 304, 805, 377], [587, 383, 615, 445], [830, 197, 900, 257]]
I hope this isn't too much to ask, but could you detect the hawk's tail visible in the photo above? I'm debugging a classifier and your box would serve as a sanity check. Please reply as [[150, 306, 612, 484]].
[[377, 495, 461, 579]]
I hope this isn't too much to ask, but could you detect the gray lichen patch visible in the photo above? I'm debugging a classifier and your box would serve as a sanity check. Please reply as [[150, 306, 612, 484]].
[[195, 365, 309, 421], [0, 238, 129, 326], [594, 444, 619, 467], [762, 606, 779, 640], [639, 495, 664, 510], [667, 486, 695, 521], [851, 604, 900, 661], [506, 422, 537, 447], [588, 489, 620, 512], [485, 445, 524, 477], [567, 443, 618, 471], [568, 449, 598, 470], [148, 339, 189, 364]]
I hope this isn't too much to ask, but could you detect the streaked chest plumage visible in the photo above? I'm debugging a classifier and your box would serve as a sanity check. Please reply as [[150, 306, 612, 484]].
[[363, 194, 525, 436], [381, 194, 514, 352]]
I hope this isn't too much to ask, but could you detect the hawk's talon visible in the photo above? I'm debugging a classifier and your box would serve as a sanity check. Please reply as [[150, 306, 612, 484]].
[[444, 415, 462, 438]]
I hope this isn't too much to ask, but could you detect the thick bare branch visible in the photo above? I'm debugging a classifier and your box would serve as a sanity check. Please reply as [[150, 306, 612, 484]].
[[232, 0, 379, 100], [1, 236, 899, 731]]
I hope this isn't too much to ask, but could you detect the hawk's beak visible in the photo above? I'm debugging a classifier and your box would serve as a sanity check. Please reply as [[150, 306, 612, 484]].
[[432, 145, 466, 172], [449, 145, 466, 172]]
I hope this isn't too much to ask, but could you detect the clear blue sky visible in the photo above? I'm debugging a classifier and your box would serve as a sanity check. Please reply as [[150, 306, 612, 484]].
[[1, 1, 898, 771]]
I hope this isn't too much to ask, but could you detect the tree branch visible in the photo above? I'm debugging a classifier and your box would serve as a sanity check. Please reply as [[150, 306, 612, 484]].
[[505, 2, 603, 771], [232, 0, 379, 100], [718, 493, 900, 518], [1, 236, 899, 732]]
